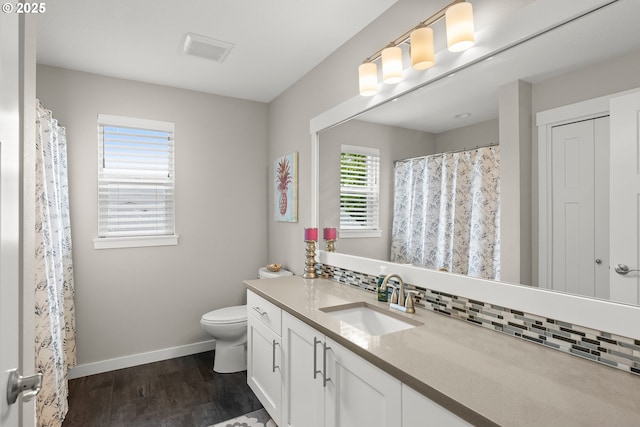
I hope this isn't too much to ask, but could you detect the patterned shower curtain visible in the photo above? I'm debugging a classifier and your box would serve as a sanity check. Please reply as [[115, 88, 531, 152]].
[[390, 146, 501, 280], [35, 101, 76, 427]]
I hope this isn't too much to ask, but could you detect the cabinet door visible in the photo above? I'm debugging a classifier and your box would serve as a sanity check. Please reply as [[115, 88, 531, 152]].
[[402, 384, 472, 427], [324, 338, 401, 427], [282, 313, 325, 427], [247, 315, 282, 425]]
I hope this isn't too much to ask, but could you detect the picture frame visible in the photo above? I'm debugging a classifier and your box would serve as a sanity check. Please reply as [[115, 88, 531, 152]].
[[274, 151, 298, 222]]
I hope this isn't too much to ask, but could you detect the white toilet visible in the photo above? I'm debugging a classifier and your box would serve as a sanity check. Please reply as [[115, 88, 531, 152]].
[[200, 266, 292, 373]]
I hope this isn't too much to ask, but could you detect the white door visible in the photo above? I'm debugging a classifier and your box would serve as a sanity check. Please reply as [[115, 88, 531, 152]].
[[610, 91, 640, 304], [550, 117, 610, 299], [281, 313, 325, 427], [247, 316, 282, 425], [324, 338, 401, 427], [1, 12, 22, 427]]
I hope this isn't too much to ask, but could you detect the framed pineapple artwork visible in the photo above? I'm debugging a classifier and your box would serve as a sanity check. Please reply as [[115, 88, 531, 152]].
[[274, 152, 298, 222]]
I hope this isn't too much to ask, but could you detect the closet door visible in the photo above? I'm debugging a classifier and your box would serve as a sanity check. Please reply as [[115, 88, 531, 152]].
[[550, 117, 609, 299], [610, 91, 640, 305]]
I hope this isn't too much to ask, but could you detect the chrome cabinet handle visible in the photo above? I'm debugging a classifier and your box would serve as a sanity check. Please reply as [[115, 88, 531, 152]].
[[272, 340, 280, 373], [313, 337, 321, 379], [313, 337, 331, 387], [615, 264, 640, 275], [322, 342, 331, 388], [253, 306, 267, 316]]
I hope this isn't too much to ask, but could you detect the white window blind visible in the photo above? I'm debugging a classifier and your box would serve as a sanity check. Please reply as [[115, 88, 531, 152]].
[[97, 114, 176, 243], [340, 145, 380, 232]]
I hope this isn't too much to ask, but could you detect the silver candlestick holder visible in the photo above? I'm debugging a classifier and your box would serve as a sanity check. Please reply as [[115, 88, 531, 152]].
[[303, 240, 317, 279]]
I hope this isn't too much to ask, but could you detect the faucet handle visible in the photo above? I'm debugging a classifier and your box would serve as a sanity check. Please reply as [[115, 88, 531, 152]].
[[387, 284, 399, 304], [405, 290, 420, 314]]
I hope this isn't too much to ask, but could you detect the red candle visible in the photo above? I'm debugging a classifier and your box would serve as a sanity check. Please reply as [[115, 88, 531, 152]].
[[323, 227, 337, 240], [304, 227, 318, 241]]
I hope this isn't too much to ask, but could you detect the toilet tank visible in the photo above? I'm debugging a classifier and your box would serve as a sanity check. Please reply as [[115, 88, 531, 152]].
[[258, 267, 293, 279]]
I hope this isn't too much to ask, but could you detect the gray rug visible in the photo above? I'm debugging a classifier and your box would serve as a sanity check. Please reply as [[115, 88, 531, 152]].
[[211, 408, 276, 427]]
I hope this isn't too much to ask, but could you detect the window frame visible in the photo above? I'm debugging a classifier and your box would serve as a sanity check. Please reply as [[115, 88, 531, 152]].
[[339, 144, 381, 239], [93, 114, 178, 249]]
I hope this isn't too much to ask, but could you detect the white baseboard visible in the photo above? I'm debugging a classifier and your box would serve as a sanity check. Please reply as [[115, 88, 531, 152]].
[[68, 339, 216, 379]]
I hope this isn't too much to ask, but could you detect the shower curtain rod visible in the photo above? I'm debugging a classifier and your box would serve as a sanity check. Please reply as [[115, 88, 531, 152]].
[[393, 142, 499, 164]]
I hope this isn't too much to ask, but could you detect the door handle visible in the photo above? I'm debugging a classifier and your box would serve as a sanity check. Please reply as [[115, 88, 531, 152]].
[[6, 369, 43, 404], [313, 337, 321, 380], [272, 340, 280, 373], [252, 306, 267, 316], [322, 342, 331, 388], [614, 264, 640, 275], [312, 337, 331, 387]]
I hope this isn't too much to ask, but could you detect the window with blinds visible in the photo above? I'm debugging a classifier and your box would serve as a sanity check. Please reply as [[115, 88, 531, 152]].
[[340, 145, 380, 234], [95, 114, 177, 249]]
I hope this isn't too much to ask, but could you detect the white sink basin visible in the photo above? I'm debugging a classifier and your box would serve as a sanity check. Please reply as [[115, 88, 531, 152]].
[[320, 302, 423, 336]]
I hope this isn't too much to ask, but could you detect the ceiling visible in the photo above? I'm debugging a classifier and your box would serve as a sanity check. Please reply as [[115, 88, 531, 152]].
[[36, 0, 399, 103]]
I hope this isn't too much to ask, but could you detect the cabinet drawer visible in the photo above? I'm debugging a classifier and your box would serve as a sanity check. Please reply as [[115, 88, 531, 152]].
[[247, 290, 282, 335]]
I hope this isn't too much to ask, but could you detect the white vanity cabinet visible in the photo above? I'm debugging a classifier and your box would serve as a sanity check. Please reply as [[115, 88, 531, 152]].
[[250, 291, 470, 427], [282, 311, 401, 427], [247, 291, 282, 426]]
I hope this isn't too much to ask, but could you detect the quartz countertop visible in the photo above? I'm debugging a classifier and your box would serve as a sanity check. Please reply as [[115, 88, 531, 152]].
[[244, 276, 640, 427]]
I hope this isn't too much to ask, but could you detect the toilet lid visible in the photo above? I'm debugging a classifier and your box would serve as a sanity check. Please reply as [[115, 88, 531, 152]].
[[258, 267, 293, 279], [201, 305, 247, 325]]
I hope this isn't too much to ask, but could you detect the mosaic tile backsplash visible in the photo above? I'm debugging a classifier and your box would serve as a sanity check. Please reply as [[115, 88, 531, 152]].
[[318, 264, 640, 376]]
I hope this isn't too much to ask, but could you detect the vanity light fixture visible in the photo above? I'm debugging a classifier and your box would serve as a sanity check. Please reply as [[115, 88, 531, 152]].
[[358, 62, 379, 96], [358, 0, 475, 96], [381, 45, 403, 83], [410, 26, 435, 71], [445, 2, 475, 52]]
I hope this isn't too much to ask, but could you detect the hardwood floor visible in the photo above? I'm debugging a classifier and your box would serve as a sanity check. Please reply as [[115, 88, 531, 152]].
[[62, 351, 263, 427]]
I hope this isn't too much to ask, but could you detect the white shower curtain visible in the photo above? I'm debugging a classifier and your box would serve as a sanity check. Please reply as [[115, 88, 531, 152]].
[[390, 146, 501, 280], [34, 101, 76, 427]]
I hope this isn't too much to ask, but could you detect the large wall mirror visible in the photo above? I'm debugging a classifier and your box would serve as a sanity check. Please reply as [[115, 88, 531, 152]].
[[315, 0, 640, 317]]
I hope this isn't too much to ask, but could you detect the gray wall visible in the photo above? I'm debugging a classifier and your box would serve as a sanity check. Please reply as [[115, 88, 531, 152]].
[[36, 65, 269, 365], [532, 50, 640, 114], [434, 118, 499, 153]]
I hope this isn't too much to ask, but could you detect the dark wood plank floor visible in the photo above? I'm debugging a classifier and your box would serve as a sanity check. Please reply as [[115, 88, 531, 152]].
[[62, 351, 263, 427]]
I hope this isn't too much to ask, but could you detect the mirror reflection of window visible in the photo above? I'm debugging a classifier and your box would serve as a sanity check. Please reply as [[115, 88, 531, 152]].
[[339, 145, 380, 236]]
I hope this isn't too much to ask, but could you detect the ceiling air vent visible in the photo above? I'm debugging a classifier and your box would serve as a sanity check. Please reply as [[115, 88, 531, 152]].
[[183, 33, 234, 63]]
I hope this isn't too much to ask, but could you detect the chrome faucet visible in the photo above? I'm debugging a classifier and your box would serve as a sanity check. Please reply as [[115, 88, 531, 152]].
[[380, 274, 417, 313]]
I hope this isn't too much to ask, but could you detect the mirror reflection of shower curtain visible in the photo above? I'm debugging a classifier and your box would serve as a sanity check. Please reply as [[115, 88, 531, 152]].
[[35, 101, 76, 427], [390, 146, 500, 280]]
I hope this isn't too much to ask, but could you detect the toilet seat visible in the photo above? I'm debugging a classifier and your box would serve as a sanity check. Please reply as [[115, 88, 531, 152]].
[[201, 305, 247, 325]]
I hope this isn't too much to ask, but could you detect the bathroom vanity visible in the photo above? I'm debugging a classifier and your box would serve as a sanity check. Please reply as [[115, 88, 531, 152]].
[[245, 276, 640, 427]]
